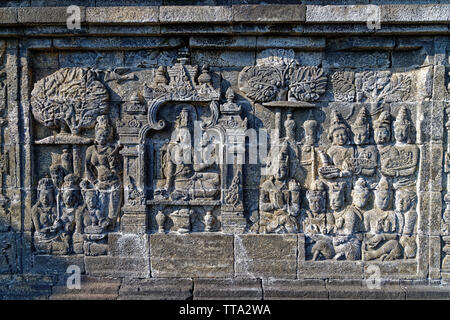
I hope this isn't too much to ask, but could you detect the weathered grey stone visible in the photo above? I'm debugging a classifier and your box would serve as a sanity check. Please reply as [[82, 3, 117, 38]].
[[50, 276, 121, 300], [235, 235, 297, 279], [327, 279, 405, 300], [119, 278, 193, 300], [263, 279, 328, 300], [0, 274, 53, 300], [86, 6, 159, 24], [160, 6, 232, 23], [31, 255, 85, 275], [0, 8, 18, 25], [150, 234, 234, 278], [0, 1, 448, 301], [381, 5, 450, 23], [108, 233, 149, 257], [193, 278, 262, 300], [233, 4, 305, 23], [84, 256, 150, 278], [256, 36, 325, 50], [18, 7, 86, 24], [306, 5, 377, 23], [190, 36, 256, 50]]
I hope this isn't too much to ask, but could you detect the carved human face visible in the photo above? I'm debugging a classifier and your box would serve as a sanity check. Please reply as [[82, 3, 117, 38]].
[[353, 127, 369, 145], [309, 196, 325, 214], [62, 189, 78, 208], [375, 190, 390, 210], [332, 128, 348, 146], [84, 191, 98, 210], [395, 191, 415, 212], [39, 189, 54, 207], [329, 191, 344, 211], [394, 124, 409, 143], [95, 127, 111, 145], [274, 163, 288, 181], [374, 127, 390, 145], [352, 189, 369, 209]]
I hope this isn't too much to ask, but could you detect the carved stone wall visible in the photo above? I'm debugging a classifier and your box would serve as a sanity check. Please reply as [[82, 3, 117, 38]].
[[0, 1, 449, 299]]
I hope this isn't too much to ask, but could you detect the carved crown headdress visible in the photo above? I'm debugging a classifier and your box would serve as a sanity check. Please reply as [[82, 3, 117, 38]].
[[373, 111, 391, 130], [284, 113, 296, 135], [327, 110, 348, 141], [37, 177, 54, 191], [352, 107, 370, 131], [61, 174, 80, 190], [353, 177, 369, 194], [394, 106, 412, 127], [174, 107, 190, 128], [375, 176, 391, 191], [308, 179, 327, 198], [278, 141, 290, 164]]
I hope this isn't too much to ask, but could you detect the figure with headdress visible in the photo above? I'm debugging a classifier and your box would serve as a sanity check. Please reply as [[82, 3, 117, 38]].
[[350, 107, 379, 184], [52, 174, 81, 234], [259, 141, 301, 234], [319, 110, 354, 180], [85, 115, 122, 230], [300, 118, 320, 189], [32, 178, 58, 237], [331, 178, 367, 260], [266, 112, 304, 185], [302, 179, 335, 260], [157, 106, 220, 201], [363, 177, 402, 261], [380, 106, 419, 187], [32, 177, 71, 254], [79, 179, 106, 234]]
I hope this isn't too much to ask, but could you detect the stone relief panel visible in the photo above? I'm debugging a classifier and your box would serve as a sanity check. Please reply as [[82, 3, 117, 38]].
[[27, 46, 430, 269], [0, 42, 14, 273], [239, 49, 425, 263]]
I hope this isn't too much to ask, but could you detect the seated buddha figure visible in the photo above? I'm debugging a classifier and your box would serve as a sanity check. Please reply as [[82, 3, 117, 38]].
[[158, 106, 220, 201]]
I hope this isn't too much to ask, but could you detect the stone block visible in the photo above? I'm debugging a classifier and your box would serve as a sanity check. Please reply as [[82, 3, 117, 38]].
[[150, 233, 234, 278], [50, 276, 121, 300], [327, 279, 405, 300], [86, 6, 159, 24], [363, 260, 418, 280], [306, 5, 377, 23], [0, 274, 53, 300], [381, 5, 450, 23], [31, 255, 85, 275], [84, 256, 150, 278], [108, 233, 149, 257], [18, 7, 86, 24], [160, 6, 232, 23], [193, 278, 262, 300], [401, 280, 450, 299], [0, 8, 18, 25], [190, 36, 256, 50], [263, 279, 327, 300], [256, 36, 325, 50], [233, 4, 305, 23], [235, 234, 297, 279], [323, 51, 390, 69], [119, 278, 193, 300]]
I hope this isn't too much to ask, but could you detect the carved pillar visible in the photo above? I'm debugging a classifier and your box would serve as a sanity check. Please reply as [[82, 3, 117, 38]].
[[117, 114, 147, 234]]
